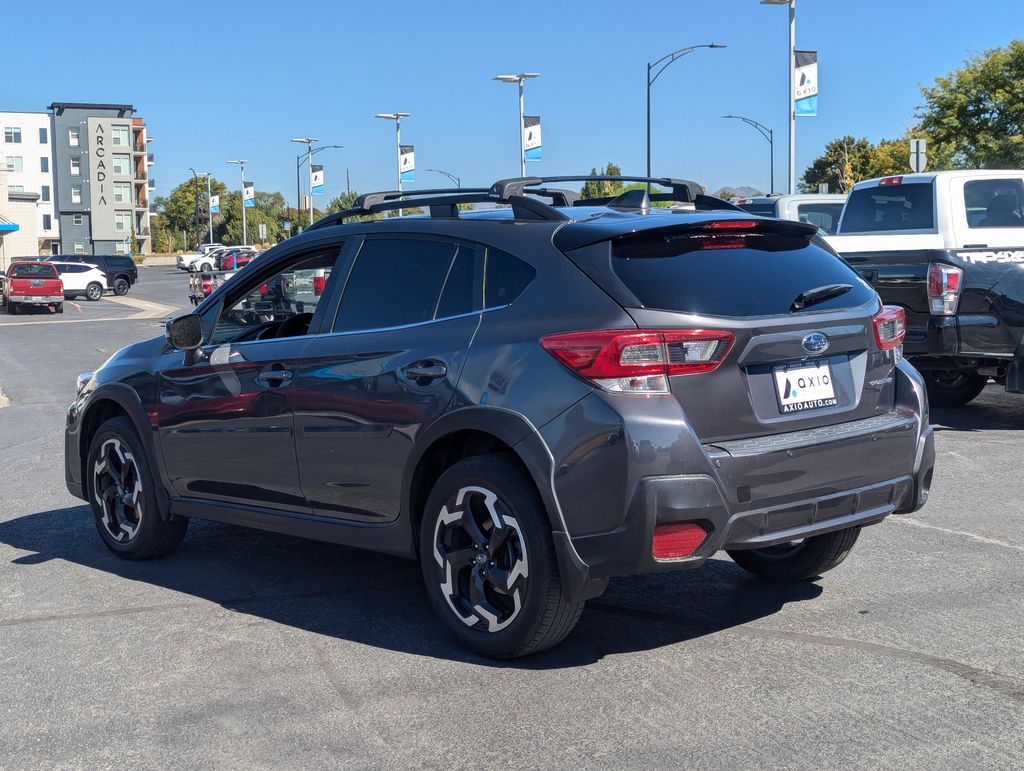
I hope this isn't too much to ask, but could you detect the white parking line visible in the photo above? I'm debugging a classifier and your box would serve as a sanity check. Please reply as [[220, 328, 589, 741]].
[[891, 516, 1024, 552]]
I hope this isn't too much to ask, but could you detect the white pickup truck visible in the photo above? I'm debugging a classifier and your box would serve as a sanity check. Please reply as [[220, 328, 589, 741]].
[[825, 170, 1024, 406], [735, 193, 848, 235]]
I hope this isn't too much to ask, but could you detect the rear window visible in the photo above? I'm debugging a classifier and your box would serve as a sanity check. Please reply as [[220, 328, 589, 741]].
[[102, 256, 135, 269], [736, 202, 777, 217], [9, 263, 58, 278], [608, 232, 875, 318], [839, 183, 935, 233], [964, 178, 1024, 228], [797, 202, 844, 235]]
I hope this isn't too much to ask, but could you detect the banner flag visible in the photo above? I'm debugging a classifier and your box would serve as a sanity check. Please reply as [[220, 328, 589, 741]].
[[311, 164, 324, 195], [400, 145, 415, 182], [209, 194, 220, 214], [794, 50, 818, 117], [243, 181, 255, 208], [523, 115, 542, 161]]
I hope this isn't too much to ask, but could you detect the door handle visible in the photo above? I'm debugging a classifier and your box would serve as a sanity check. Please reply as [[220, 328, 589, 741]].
[[256, 364, 293, 387], [402, 363, 447, 383]]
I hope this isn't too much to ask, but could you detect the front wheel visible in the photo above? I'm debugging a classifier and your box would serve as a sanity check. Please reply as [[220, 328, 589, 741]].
[[85, 282, 103, 301], [922, 370, 987, 407], [420, 455, 583, 658], [200, 262, 213, 273], [113, 277, 130, 296], [727, 527, 861, 582]]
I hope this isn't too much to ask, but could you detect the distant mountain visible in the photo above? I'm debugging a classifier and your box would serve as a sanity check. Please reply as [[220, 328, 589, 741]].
[[714, 185, 764, 199]]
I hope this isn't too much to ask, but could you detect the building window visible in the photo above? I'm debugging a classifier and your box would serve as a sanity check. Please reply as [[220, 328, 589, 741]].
[[70, 157, 81, 175], [74, 242, 85, 254], [68, 128, 80, 147], [115, 242, 130, 255], [5, 156, 23, 172], [9, 185, 24, 193], [112, 127, 130, 146], [40, 156, 49, 173], [4, 127, 21, 144], [113, 154, 131, 175], [114, 182, 132, 203], [41, 185, 50, 202], [39, 127, 48, 144], [71, 185, 82, 204], [43, 214, 52, 230], [114, 212, 132, 232], [73, 214, 84, 225]]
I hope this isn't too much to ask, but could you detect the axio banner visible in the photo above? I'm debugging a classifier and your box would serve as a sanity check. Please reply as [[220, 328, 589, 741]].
[[243, 182, 255, 208], [523, 115, 542, 161], [400, 145, 415, 182], [209, 194, 220, 214], [311, 164, 324, 195], [794, 50, 818, 117]]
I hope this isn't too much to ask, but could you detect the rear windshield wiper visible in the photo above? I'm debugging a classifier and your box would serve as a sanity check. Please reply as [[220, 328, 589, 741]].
[[790, 283, 853, 312]]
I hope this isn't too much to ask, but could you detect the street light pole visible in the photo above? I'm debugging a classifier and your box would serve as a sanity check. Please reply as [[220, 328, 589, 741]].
[[492, 73, 539, 177], [375, 113, 411, 215], [762, 0, 796, 194], [426, 169, 461, 188], [292, 143, 343, 232], [722, 115, 775, 194], [646, 45, 726, 181], [226, 160, 248, 246]]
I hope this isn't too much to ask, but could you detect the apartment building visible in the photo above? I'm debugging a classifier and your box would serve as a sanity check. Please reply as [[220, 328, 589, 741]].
[[0, 111, 59, 254], [49, 102, 153, 256]]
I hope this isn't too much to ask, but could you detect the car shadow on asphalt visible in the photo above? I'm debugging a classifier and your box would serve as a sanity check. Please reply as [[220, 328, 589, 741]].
[[929, 387, 1024, 433], [0, 506, 823, 669]]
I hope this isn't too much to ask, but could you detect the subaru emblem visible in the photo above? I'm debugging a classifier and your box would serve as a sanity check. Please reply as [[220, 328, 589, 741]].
[[802, 332, 829, 354]]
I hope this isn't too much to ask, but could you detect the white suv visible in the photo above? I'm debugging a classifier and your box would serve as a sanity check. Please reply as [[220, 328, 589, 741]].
[[52, 262, 108, 301]]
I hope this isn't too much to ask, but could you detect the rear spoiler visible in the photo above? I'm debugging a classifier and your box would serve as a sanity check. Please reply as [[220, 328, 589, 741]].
[[555, 215, 817, 251]]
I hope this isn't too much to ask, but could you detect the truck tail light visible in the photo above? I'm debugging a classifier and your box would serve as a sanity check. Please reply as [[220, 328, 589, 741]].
[[540, 329, 734, 394], [652, 522, 707, 559], [313, 275, 326, 296], [201, 276, 213, 297], [873, 305, 906, 356], [927, 263, 963, 315]]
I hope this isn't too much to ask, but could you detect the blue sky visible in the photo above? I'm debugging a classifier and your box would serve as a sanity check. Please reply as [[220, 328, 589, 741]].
[[6, 1, 1022, 203]]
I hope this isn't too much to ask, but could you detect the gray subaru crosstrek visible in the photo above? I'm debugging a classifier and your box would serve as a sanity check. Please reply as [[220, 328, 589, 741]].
[[64, 176, 935, 658]]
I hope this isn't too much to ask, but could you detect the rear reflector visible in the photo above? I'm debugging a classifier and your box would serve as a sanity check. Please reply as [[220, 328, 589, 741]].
[[652, 523, 707, 559], [541, 329, 735, 393], [927, 263, 963, 315], [873, 305, 906, 351]]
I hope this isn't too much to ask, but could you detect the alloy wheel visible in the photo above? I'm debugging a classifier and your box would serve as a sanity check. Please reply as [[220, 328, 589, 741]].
[[93, 438, 143, 542], [432, 485, 529, 633]]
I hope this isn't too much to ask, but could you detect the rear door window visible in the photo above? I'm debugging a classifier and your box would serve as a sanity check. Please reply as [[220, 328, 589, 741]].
[[10, 263, 58, 278], [839, 183, 935, 233], [964, 178, 1024, 228], [797, 202, 844, 235], [484, 248, 535, 308]]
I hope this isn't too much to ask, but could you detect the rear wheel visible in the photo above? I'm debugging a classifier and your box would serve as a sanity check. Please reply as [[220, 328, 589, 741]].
[[727, 526, 861, 582], [54, 303, 63, 314], [420, 455, 583, 658], [923, 370, 987, 407], [8, 301, 18, 315], [113, 277, 130, 296], [85, 282, 103, 301]]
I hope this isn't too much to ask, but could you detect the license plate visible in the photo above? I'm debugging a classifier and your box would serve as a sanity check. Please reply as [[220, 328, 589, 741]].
[[773, 360, 837, 414]]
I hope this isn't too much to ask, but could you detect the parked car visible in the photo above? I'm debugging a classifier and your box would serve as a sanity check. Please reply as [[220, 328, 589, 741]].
[[826, 170, 1024, 406], [177, 246, 232, 272], [2, 261, 64, 314], [46, 254, 138, 296], [64, 174, 934, 658], [217, 247, 258, 271], [52, 262, 107, 301], [735, 194, 848, 235]]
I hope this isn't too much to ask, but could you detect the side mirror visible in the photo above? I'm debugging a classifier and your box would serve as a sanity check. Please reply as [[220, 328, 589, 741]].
[[165, 314, 204, 351]]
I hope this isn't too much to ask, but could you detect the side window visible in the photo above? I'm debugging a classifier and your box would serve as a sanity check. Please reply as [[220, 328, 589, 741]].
[[334, 239, 472, 333], [209, 249, 340, 345], [965, 179, 1024, 228], [797, 203, 843, 235], [484, 247, 535, 308]]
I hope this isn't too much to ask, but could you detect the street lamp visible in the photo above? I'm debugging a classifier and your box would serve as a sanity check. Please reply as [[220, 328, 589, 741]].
[[226, 160, 248, 246], [375, 113, 411, 215], [723, 115, 775, 195], [492, 73, 539, 177], [426, 168, 461, 188], [762, 0, 796, 194], [191, 170, 214, 244], [647, 45, 725, 182], [290, 137, 318, 226], [291, 143, 343, 231]]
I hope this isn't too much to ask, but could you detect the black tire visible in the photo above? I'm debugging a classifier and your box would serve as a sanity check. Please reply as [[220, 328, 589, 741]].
[[113, 277, 130, 296], [8, 302, 18, 315], [923, 370, 987, 408], [86, 416, 188, 560], [419, 455, 583, 658], [54, 303, 63, 314], [727, 526, 861, 582], [86, 282, 103, 301], [200, 262, 213, 273]]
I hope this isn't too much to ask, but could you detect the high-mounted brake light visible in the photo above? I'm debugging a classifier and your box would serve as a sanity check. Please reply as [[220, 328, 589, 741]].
[[880, 176, 904, 187], [927, 263, 963, 315], [873, 305, 906, 354], [705, 220, 760, 230], [540, 329, 735, 394], [652, 522, 707, 560]]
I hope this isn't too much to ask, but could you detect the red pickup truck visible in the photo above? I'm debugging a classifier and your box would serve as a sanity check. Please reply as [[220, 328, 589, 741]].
[[1, 261, 64, 315]]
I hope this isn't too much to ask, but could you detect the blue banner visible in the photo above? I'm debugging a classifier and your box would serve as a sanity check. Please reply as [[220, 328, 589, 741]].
[[400, 145, 415, 182], [794, 51, 818, 117], [311, 164, 324, 195], [243, 182, 255, 208], [523, 116, 542, 161], [209, 194, 220, 214]]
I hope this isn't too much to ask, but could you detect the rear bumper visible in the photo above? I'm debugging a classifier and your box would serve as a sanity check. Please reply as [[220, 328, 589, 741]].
[[7, 294, 63, 303], [907, 313, 1020, 360]]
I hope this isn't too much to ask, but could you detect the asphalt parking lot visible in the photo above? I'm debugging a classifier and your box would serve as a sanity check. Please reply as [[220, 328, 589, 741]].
[[1, 265, 1022, 768]]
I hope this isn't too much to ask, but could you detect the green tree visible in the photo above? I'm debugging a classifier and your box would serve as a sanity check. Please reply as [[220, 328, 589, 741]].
[[156, 177, 229, 247], [918, 40, 1024, 168], [580, 163, 623, 199], [800, 136, 874, 193]]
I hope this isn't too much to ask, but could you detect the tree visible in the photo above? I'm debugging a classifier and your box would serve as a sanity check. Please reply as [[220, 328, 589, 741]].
[[918, 40, 1024, 168], [580, 163, 623, 199], [800, 136, 874, 193], [157, 177, 229, 247]]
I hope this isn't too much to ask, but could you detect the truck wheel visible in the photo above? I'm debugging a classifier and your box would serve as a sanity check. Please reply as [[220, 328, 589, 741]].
[[87, 417, 188, 560], [420, 455, 584, 659], [9, 302, 19, 315], [113, 277, 130, 296], [85, 282, 103, 301], [727, 527, 861, 582], [923, 370, 987, 407], [55, 303, 64, 314]]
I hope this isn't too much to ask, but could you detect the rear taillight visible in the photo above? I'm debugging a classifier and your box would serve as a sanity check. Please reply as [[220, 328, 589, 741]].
[[201, 276, 213, 297], [260, 283, 268, 296], [652, 522, 707, 560], [540, 329, 735, 394], [873, 305, 906, 354], [313, 275, 326, 296], [927, 263, 963, 315]]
